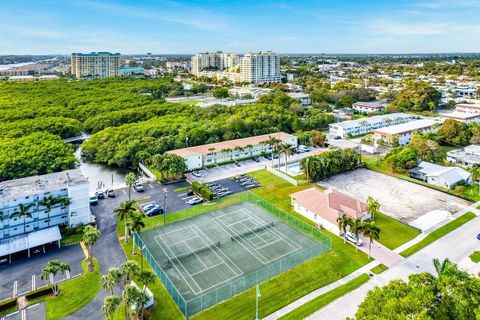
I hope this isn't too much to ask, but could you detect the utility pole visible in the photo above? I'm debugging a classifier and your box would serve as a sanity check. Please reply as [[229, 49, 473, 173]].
[[255, 284, 261, 320], [163, 188, 168, 224]]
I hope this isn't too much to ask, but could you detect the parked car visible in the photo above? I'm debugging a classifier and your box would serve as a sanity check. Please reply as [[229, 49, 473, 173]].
[[142, 203, 157, 212], [264, 154, 272, 160], [299, 145, 310, 152], [106, 189, 116, 198], [192, 171, 202, 177], [89, 194, 98, 205], [477, 233, 480, 240], [95, 191, 105, 199], [134, 183, 144, 192], [235, 161, 241, 167], [272, 153, 279, 159], [187, 197, 203, 205], [90, 214, 97, 226], [345, 232, 363, 246], [146, 205, 164, 217], [252, 156, 260, 162]]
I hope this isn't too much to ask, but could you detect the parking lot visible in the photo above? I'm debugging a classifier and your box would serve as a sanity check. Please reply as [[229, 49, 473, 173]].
[[320, 168, 470, 228], [2, 302, 46, 320], [0, 244, 83, 301]]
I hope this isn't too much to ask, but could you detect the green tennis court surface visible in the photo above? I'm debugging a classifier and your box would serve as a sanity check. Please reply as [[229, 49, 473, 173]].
[[137, 197, 330, 316]]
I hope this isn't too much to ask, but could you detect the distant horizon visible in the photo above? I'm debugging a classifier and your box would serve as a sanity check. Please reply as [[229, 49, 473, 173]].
[[1, 0, 479, 55]]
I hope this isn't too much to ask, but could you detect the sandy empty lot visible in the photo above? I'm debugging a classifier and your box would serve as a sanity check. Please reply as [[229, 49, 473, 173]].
[[320, 168, 470, 224]]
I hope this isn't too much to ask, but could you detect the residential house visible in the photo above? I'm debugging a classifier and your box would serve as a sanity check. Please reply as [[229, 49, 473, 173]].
[[447, 145, 480, 167], [409, 161, 472, 189]]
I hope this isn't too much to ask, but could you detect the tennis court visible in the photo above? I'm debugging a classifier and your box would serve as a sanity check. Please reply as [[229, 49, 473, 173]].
[[136, 194, 331, 316]]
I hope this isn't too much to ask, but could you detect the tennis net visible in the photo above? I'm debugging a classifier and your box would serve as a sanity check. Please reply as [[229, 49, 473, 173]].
[[230, 222, 274, 241], [165, 240, 221, 265]]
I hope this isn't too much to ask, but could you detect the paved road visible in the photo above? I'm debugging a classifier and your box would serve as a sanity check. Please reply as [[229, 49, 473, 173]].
[[2, 301, 46, 320], [307, 214, 480, 320], [65, 186, 128, 320]]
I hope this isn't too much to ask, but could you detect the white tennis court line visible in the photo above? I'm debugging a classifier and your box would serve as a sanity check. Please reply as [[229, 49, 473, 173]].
[[184, 241, 208, 269]]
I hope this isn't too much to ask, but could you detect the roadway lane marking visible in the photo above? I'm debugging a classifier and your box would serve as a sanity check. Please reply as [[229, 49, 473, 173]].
[[182, 195, 196, 200], [31, 275, 36, 291], [13, 281, 17, 298]]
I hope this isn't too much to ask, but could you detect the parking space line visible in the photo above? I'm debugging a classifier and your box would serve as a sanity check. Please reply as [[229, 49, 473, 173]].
[[13, 281, 17, 298], [148, 184, 154, 189], [122, 189, 126, 194], [21, 308, 26, 320], [31, 275, 36, 291]]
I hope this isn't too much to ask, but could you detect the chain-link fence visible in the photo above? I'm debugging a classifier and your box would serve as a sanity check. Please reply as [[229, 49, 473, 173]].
[[135, 191, 332, 317]]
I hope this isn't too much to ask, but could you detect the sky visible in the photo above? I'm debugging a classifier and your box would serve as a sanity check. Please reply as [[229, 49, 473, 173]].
[[1, 0, 480, 55]]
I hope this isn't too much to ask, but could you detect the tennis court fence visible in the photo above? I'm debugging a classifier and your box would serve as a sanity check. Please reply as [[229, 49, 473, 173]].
[[134, 192, 332, 317]]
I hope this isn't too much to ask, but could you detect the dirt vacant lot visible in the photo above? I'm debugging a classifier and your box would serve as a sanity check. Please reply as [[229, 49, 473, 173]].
[[320, 168, 470, 224]]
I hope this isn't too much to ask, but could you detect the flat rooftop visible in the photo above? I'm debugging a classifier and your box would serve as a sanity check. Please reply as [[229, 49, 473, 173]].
[[167, 132, 295, 158], [456, 103, 480, 109], [329, 113, 414, 130], [440, 112, 480, 120], [353, 100, 386, 109], [373, 119, 440, 136], [0, 169, 88, 201]]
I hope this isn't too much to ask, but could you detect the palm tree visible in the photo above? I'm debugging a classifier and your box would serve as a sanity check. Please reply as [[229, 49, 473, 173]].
[[471, 164, 480, 195], [40, 195, 56, 228], [362, 221, 381, 259], [350, 219, 365, 252], [115, 200, 136, 244], [102, 267, 123, 295], [83, 225, 101, 272], [366, 196, 380, 221], [14, 203, 34, 234], [122, 260, 140, 286], [102, 295, 121, 320], [207, 147, 216, 165], [122, 285, 142, 320], [264, 135, 281, 168], [336, 213, 352, 244], [127, 212, 145, 255], [40, 260, 71, 296], [125, 173, 137, 201], [433, 258, 456, 278], [138, 270, 155, 319], [281, 143, 294, 173]]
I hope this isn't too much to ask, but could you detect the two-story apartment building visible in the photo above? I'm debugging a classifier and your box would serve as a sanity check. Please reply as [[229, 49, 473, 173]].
[[0, 169, 91, 258], [352, 101, 386, 113], [372, 119, 441, 146], [167, 132, 298, 171], [329, 113, 416, 138]]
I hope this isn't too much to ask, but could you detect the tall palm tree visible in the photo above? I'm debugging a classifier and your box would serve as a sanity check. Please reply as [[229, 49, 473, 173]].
[[40, 259, 71, 296], [40, 195, 56, 228], [115, 200, 136, 244], [125, 173, 137, 201], [138, 270, 155, 319], [122, 285, 142, 320], [15, 203, 34, 234], [433, 258, 456, 278], [350, 219, 365, 252], [102, 273, 116, 296], [207, 147, 216, 165], [83, 225, 101, 272], [362, 221, 381, 259], [264, 135, 281, 168], [281, 143, 294, 174], [336, 213, 352, 244], [366, 196, 380, 221], [122, 260, 140, 286], [127, 212, 145, 255], [102, 295, 121, 320]]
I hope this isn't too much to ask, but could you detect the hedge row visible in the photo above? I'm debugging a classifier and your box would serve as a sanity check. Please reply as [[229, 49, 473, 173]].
[[191, 181, 214, 201]]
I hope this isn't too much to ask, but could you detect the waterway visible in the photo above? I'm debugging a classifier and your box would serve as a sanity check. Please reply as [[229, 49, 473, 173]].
[[74, 146, 127, 193]]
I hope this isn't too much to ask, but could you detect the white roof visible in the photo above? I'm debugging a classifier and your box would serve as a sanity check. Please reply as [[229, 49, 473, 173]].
[[373, 119, 440, 136], [440, 112, 480, 120], [330, 113, 414, 130], [0, 226, 61, 256], [417, 161, 471, 183]]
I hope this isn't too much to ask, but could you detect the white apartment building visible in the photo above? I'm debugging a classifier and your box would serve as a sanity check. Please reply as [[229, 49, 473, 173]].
[[329, 113, 416, 138], [167, 132, 297, 171], [71, 52, 121, 79], [352, 101, 386, 113], [240, 51, 281, 84], [190, 52, 239, 76], [372, 119, 441, 146], [0, 169, 91, 258], [453, 103, 480, 114], [440, 112, 480, 124], [288, 92, 312, 106], [447, 145, 480, 167]]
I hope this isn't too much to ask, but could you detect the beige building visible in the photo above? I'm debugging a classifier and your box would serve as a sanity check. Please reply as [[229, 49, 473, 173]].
[[240, 51, 281, 84], [71, 52, 121, 79], [190, 52, 239, 76]]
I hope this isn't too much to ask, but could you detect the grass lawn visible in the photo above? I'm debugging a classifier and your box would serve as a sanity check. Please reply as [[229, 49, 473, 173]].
[[373, 212, 420, 249], [174, 186, 190, 193], [42, 259, 100, 320], [279, 273, 370, 320], [400, 212, 477, 257], [370, 264, 388, 275], [192, 170, 369, 320], [60, 232, 83, 246], [470, 251, 480, 263]]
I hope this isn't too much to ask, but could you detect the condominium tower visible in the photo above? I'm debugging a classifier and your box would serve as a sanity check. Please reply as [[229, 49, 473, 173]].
[[71, 52, 121, 79], [240, 51, 281, 84], [191, 52, 238, 75]]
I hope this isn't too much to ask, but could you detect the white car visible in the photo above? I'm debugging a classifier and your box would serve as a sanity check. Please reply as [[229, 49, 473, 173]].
[[192, 171, 202, 177], [345, 231, 363, 246], [187, 197, 203, 205]]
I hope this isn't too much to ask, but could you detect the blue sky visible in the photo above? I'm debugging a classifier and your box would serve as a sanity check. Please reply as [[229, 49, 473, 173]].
[[1, 0, 479, 54]]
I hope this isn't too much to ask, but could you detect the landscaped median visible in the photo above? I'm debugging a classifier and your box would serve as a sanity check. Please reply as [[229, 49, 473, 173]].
[[400, 212, 477, 257], [279, 273, 371, 320]]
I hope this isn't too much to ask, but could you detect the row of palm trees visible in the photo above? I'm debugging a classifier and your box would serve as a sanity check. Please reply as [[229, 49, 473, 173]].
[[263, 135, 295, 173], [0, 195, 71, 234], [337, 214, 381, 259], [101, 260, 155, 320]]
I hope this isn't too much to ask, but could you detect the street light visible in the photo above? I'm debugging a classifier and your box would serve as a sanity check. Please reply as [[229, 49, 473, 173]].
[[140, 245, 146, 273], [163, 188, 168, 224]]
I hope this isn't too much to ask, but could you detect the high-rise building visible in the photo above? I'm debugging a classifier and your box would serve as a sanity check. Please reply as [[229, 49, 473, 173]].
[[240, 51, 281, 84], [191, 52, 238, 75], [71, 52, 121, 79]]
